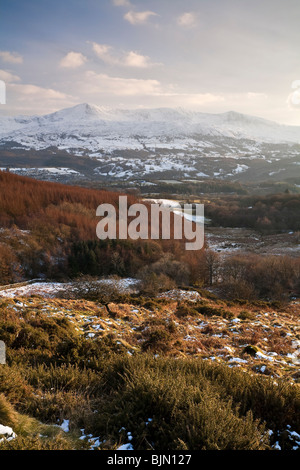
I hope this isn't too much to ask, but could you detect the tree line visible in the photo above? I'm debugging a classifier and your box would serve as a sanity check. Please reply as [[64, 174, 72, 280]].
[[0, 171, 204, 284], [205, 193, 300, 232]]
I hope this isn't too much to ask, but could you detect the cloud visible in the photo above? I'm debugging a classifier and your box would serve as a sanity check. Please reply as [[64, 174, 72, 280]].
[[6, 82, 74, 114], [0, 69, 72, 112], [177, 12, 197, 28], [78, 71, 224, 107], [156, 92, 225, 108], [9, 83, 69, 100], [292, 80, 300, 89], [112, 0, 132, 6], [287, 80, 300, 108], [247, 92, 268, 99], [60, 51, 87, 68], [123, 51, 156, 68], [82, 71, 162, 96], [124, 10, 158, 25], [0, 80, 5, 104], [91, 43, 116, 65], [0, 69, 21, 83], [0, 51, 23, 64], [90, 42, 161, 68]]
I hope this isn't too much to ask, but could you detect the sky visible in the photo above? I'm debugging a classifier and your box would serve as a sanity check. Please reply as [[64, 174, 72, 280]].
[[0, 0, 300, 124]]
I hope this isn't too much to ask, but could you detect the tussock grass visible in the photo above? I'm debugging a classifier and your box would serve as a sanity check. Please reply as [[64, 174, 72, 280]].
[[86, 355, 270, 450], [0, 295, 299, 450], [0, 349, 299, 450], [0, 393, 18, 427]]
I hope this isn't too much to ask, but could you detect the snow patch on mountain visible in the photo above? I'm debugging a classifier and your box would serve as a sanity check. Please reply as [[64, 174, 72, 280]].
[[1, 103, 300, 155]]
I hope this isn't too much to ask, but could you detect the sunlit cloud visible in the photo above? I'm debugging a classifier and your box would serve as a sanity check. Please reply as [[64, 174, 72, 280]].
[[0, 51, 23, 64], [124, 10, 158, 25], [112, 0, 132, 6], [124, 51, 157, 68], [0, 69, 73, 113], [156, 92, 225, 108], [75, 71, 225, 107], [82, 70, 163, 96], [247, 92, 268, 99], [90, 43, 116, 65], [60, 51, 87, 68], [9, 83, 69, 100], [90, 42, 161, 68], [6, 82, 74, 114], [0, 69, 21, 83], [177, 12, 197, 28]]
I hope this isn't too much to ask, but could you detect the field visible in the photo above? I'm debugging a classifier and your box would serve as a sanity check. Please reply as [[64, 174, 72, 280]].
[[206, 226, 300, 258]]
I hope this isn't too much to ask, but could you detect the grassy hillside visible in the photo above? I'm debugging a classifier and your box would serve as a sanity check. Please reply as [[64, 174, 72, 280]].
[[0, 171, 299, 451], [0, 286, 299, 451]]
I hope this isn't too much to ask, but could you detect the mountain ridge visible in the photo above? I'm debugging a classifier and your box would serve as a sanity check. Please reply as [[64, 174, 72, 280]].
[[1, 103, 300, 184], [1, 103, 300, 146]]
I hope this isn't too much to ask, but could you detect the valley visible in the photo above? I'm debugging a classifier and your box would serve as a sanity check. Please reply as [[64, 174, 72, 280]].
[[1, 0, 299, 456], [0, 107, 299, 452]]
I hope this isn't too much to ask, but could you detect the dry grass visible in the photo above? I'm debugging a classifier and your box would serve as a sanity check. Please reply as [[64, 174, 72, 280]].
[[0, 290, 299, 450], [1, 292, 299, 382]]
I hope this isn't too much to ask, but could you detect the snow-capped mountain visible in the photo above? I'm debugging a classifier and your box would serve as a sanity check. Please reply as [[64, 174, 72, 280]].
[[0, 103, 300, 183], [1, 103, 300, 150]]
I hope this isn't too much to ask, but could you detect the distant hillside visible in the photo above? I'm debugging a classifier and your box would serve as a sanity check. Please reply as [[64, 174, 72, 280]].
[[0, 103, 300, 184], [1, 103, 300, 147], [0, 171, 204, 284]]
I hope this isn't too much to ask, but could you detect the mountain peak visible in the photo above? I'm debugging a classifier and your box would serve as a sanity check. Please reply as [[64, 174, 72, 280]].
[[1, 104, 300, 147], [73, 103, 101, 114], [52, 103, 104, 119]]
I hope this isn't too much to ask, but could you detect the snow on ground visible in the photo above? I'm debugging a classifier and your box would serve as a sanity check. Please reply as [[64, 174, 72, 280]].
[[0, 278, 140, 298], [2, 104, 300, 154], [144, 198, 182, 208], [95, 278, 140, 293], [117, 443, 134, 450], [79, 428, 102, 449], [232, 164, 249, 174], [157, 289, 201, 302], [0, 279, 203, 301], [0, 167, 80, 175], [0, 424, 17, 442], [0, 282, 65, 298], [1, 277, 299, 378], [60, 420, 70, 433]]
